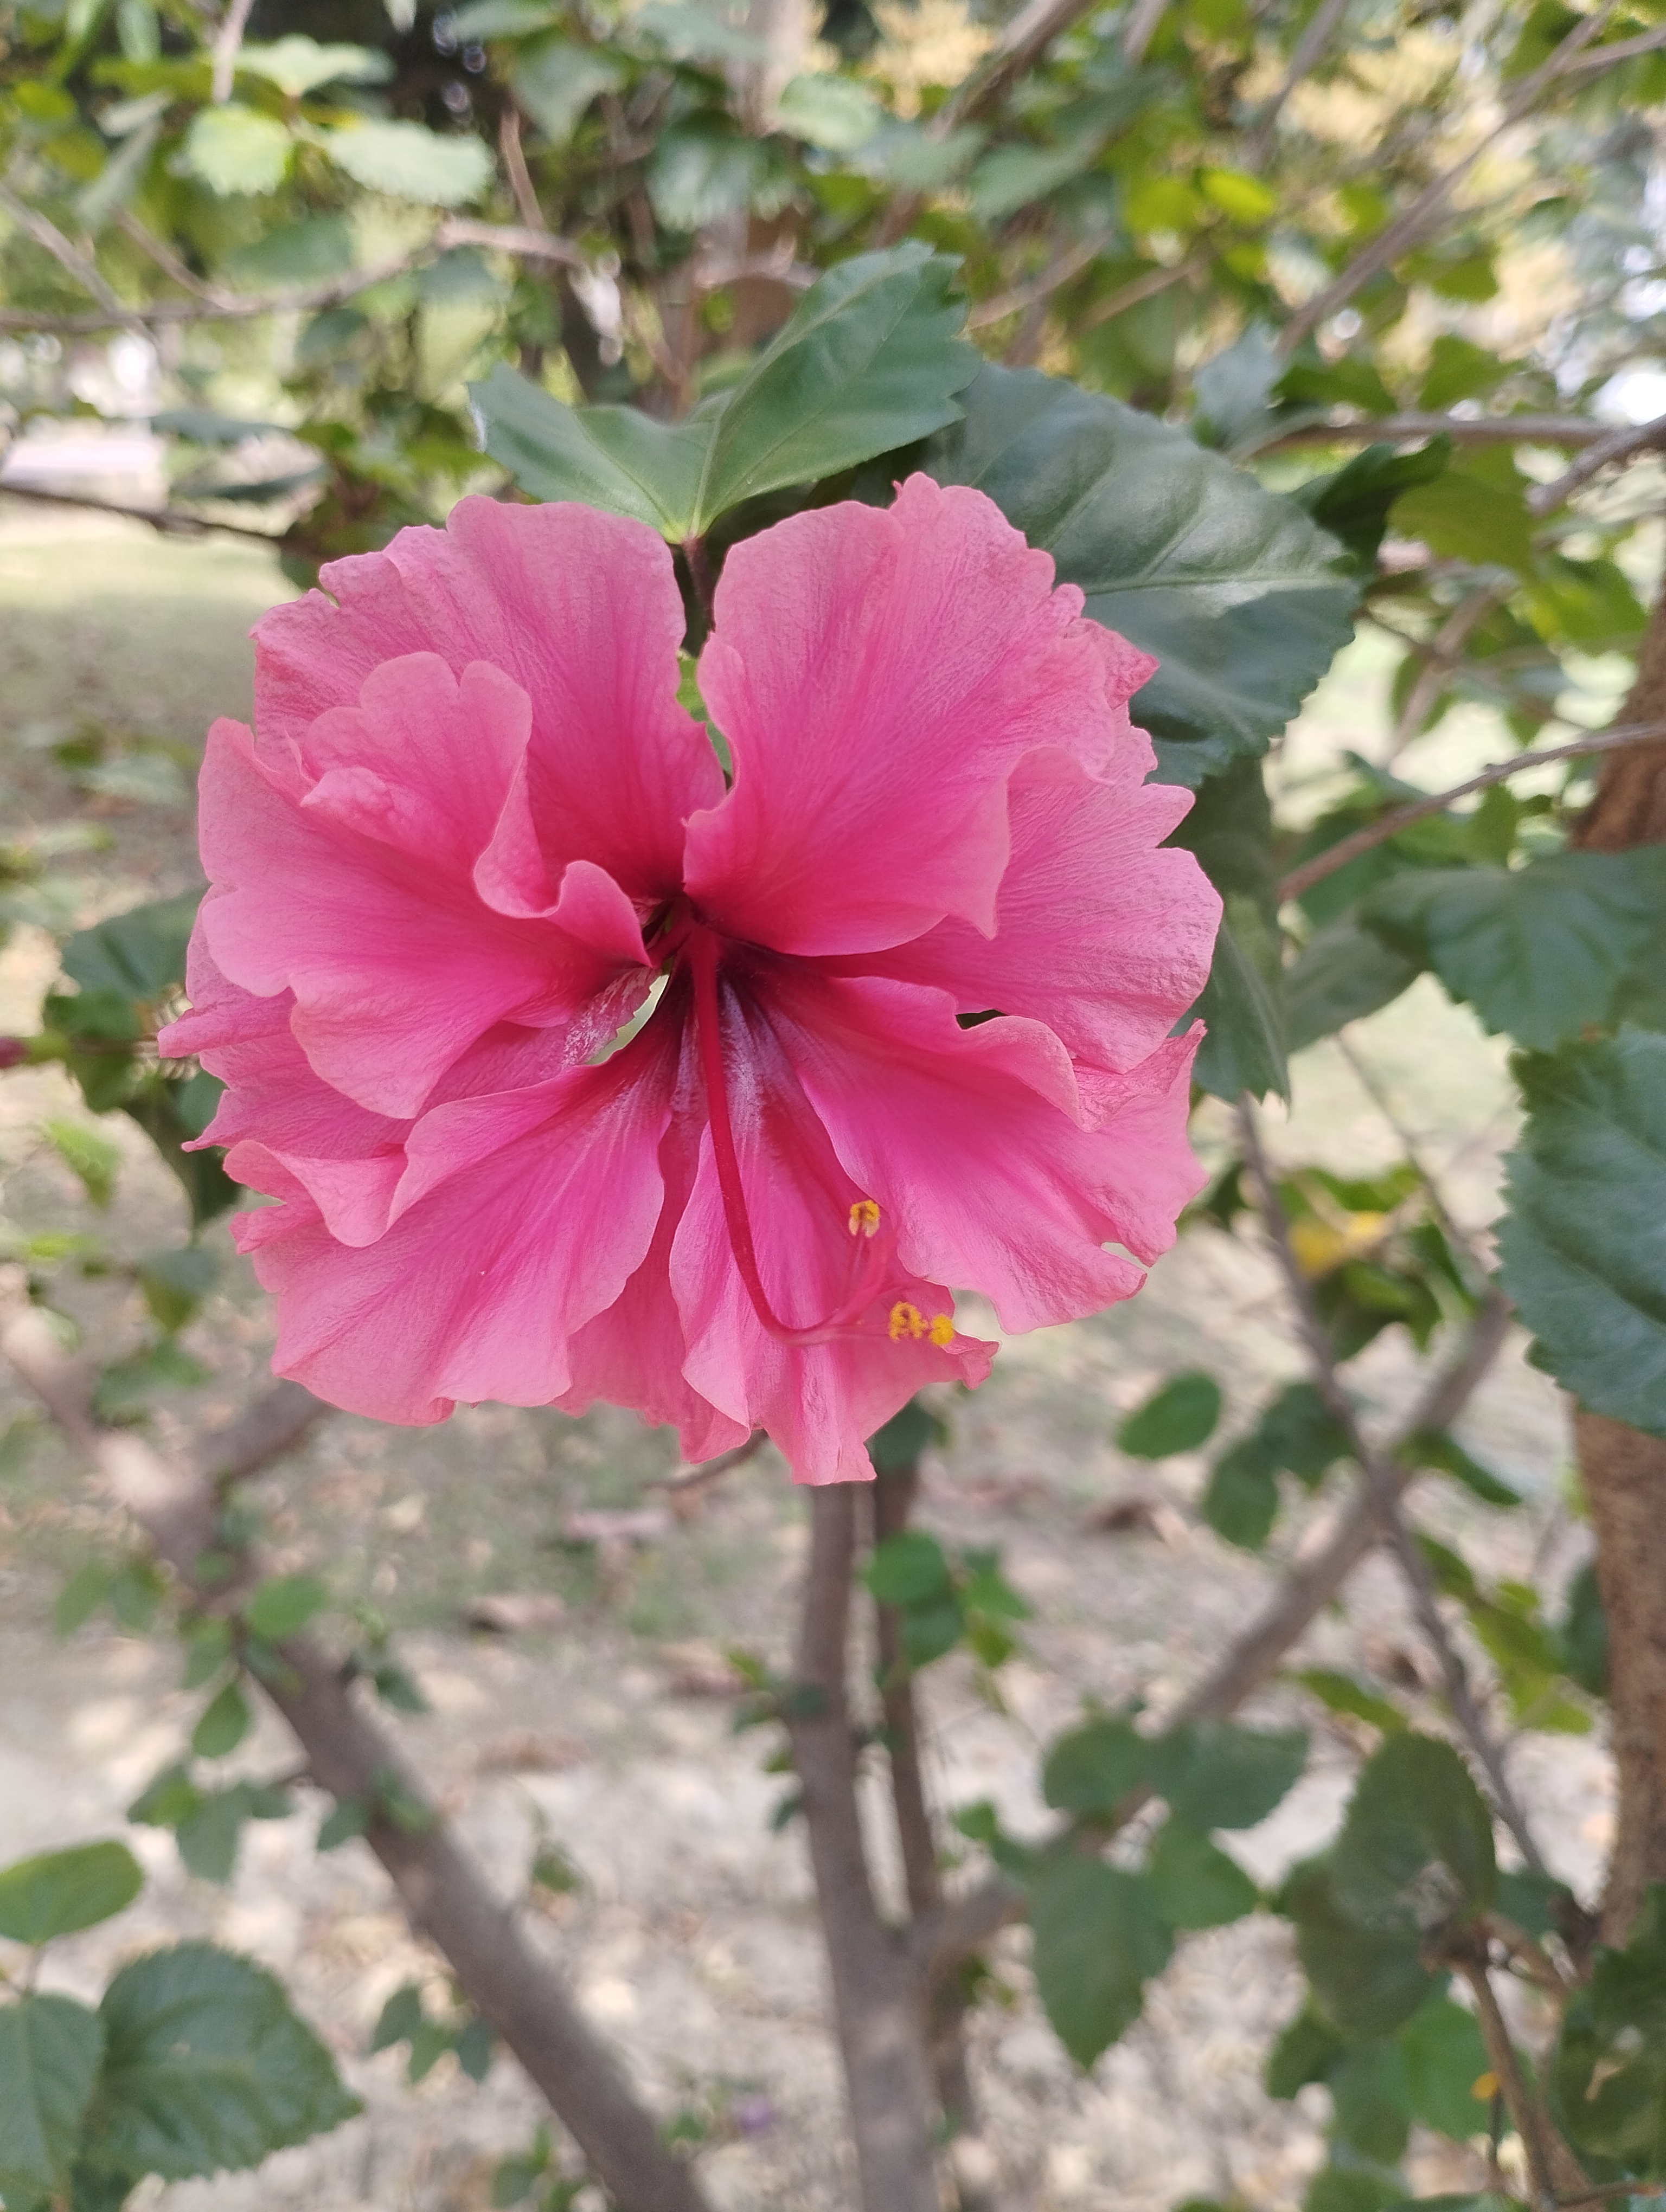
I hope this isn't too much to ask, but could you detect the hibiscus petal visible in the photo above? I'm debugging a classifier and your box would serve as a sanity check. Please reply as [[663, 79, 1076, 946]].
[[244, 1020, 681, 1424], [683, 474, 1154, 956], [251, 497, 721, 898], [760, 966, 1206, 1334], [668, 973, 994, 1482], [197, 705, 648, 1119], [844, 748, 1221, 1077]]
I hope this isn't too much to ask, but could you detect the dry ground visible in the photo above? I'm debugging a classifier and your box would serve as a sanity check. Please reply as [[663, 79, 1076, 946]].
[[0, 506, 1609, 2211]]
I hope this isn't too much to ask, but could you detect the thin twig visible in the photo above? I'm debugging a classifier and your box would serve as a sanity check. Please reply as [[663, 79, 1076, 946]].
[[1276, 720, 1666, 905], [1386, 581, 1513, 760], [967, 231, 1111, 330], [1528, 408, 1666, 515], [789, 1488, 939, 2212], [1456, 1948, 1588, 2209], [0, 1296, 713, 2212], [0, 218, 585, 332], [1076, 256, 1196, 333], [1244, 0, 1351, 166], [1280, 6, 1617, 355], [0, 479, 306, 544], [0, 182, 129, 316], [210, 0, 257, 103], [911, 1287, 1516, 1981], [1235, 1096, 1548, 1875], [114, 210, 226, 303], [650, 1429, 766, 1496], [498, 104, 548, 234], [1269, 411, 1630, 449]]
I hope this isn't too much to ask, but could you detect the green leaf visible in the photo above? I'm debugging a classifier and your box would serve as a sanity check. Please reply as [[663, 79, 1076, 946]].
[[1292, 1668, 1407, 1735], [776, 72, 882, 152], [1286, 912, 1423, 1052], [1398, 1994, 1493, 2140], [1146, 1818, 1258, 1930], [1419, 337, 1513, 411], [927, 365, 1356, 783], [689, 243, 977, 533], [1117, 1372, 1222, 1458], [175, 1789, 252, 1886], [236, 35, 391, 94], [92, 1340, 210, 1425], [61, 891, 198, 1003], [0, 1842, 143, 1945], [179, 104, 292, 196], [243, 1573, 329, 1641], [83, 1943, 360, 2180], [509, 38, 623, 142], [1560, 1560, 1609, 1698], [1290, 438, 1450, 576], [55, 1560, 114, 1637], [1554, 1883, 1666, 2172], [1281, 1856, 1437, 2038], [321, 120, 492, 206], [369, 1984, 425, 2053], [1496, 1032, 1666, 1438], [866, 1395, 949, 1472], [1042, 1715, 1148, 1815], [1362, 852, 1666, 1050], [1399, 1430, 1522, 1508], [1170, 755, 1288, 1100], [1331, 1734, 1496, 1935], [469, 364, 712, 536], [190, 1680, 252, 1761], [454, 2014, 496, 2083], [1266, 2003, 1345, 2098], [135, 1245, 220, 1334], [1329, 2040, 1411, 2162], [317, 1797, 370, 1852], [1146, 1720, 1308, 1830], [0, 1995, 105, 2200], [1394, 465, 1537, 576], [1030, 1857, 1172, 2067], [43, 1118, 121, 1209], [1305, 2166, 1405, 2212], [1203, 1440, 1280, 1549], [864, 1531, 953, 1606]]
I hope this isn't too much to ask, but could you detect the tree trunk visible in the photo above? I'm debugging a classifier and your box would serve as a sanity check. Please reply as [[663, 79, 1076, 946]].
[[1569, 588, 1666, 1944]]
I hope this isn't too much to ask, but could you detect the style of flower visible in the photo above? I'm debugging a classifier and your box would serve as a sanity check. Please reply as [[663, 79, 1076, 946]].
[[161, 477, 1221, 1482]]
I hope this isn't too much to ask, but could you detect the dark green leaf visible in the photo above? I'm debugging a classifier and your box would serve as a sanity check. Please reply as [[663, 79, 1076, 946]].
[[190, 1680, 251, 1761], [1203, 1439, 1280, 1549], [1030, 1857, 1172, 2068], [243, 1574, 328, 1641], [61, 891, 198, 1002], [1117, 1372, 1223, 1458], [317, 1798, 370, 1852], [1399, 1430, 1522, 1508], [137, 1246, 220, 1335], [1281, 1856, 1437, 2039], [1329, 2040, 1411, 2162], [127, 1764, 202, 1831], [691, 243, 977, 530], [864, 1531, 953, 1606], [1398, 1994, 1494, 2141], [0, 1995, 105, 2200], [1304, 2168, 1404, 2212], [175, 1787, 255, 1886], [1291, 438, 1451, 575], [55, 1560, 115, 1637], [469, 364, 710, 536], [1042, 1716, 1149, 1815], [1170, 756, 1288, 1099], [1394, 462, 1536, 576], [1496, 1032, 1666, 1438], [369, 1984, 425, 2054], [927, 365, 1356, 783], [1331, 1734, 1495, 1934], [866, 1395, 949, 1473], [0, 1842, 143, 1945], [454, 2015, 496, 2083], [1554, 1884, 1666, 2172], [1266, 2003, 1345, 2099], [1559, 1561, 1609, 1698], [1286, 912, 1424, 1052], [1292, 1669, 1407, 1735], [1362, 852, 1666, 1050], [1146, 1818, 1259, 1929], [84, 1943, 358, 2179], [92, 1340, 210, 1425], [1147, 1720, 1308, 1830]]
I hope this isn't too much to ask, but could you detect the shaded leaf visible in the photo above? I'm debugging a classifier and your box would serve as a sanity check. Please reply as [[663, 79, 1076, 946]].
[[0, 1841, 143, 1945], [1331, 1734, 1495, 1934], [1281, 1856, 1437, 2039], [1042, 1716, 1148, 1815], [1496, 1031, 1666, 1439], [0, 1996, 105, 2200], [1169, 755, 1287, 1100], [1147, 1720, 1308, 1830], [927, 365, 1356, 783], [1117, 1372, 1222, 1458], [1398, 1994, 1493, 2141], [1030, 1857, 1172, 2067], [1286, 911, 1423, 1052], [1147, 1818, 1259, 1929]]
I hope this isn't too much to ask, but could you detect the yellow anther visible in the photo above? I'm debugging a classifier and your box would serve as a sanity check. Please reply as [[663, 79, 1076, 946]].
[[848, 1198, 881, 1239], [888, 1301, 925, 1342], [928, 1314, 954, 1347]]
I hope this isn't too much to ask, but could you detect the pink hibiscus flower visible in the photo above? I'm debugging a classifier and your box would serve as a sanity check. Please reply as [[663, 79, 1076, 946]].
[[161, 476, 1220, 1483]]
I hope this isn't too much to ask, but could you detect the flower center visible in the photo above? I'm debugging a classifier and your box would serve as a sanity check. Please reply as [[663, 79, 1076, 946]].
[[684, 928, 949, 1351]]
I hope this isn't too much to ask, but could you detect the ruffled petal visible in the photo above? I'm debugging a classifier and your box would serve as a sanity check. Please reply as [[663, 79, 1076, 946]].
[[197, 698, 649, 1119], [240, 1020, 681, 1424], [667, 972, 994, 1482], [756, 964, 1206, 1334], [683, 474, 1155, 957], [843, 748, 1220, 1079], [251, 497, 720, 898]]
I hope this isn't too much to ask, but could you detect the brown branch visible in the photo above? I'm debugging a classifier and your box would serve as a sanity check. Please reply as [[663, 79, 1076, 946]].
[[1276, 721, 1666, 905], [911, 1287, 1518, 1983], [0, 182, 129, 317], [1235, 1096, 1547, 1874], [498, 104, 548, 235], [1279, 6, 1618, 355], [1557, 20, 1666, 75], [789, 1486, 939, 2212], [1386, 581, 1513, 760], [210, 0, 257, 104], [1, 1300, 712, 2212], [0, 218, 585, 332], [1527, 409, 1666, 515], [649, 1429, 766, 1497], [1455, 1949, 1586, 2210], [114, 211, 226, 304], [0, 479, 303, 546], [966, 231, 1111, 330], [1244, 0, 1351, 167], [1270, 411, 1626, 449]]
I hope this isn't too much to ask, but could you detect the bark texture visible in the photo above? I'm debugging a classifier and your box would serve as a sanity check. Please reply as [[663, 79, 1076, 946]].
[[1570, 587, 1666, 1945]]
